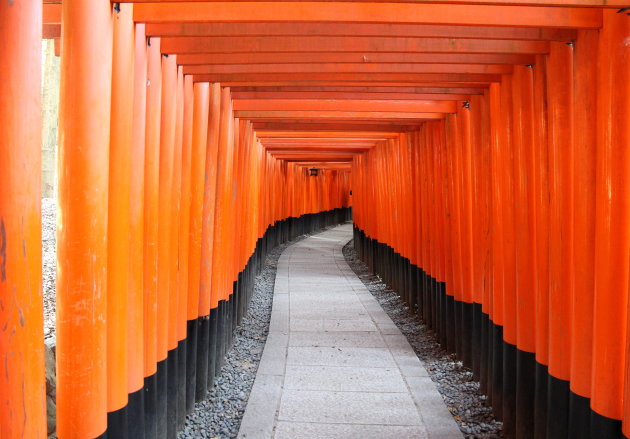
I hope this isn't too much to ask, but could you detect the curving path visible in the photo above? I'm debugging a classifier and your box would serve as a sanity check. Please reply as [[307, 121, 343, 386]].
[[238, 224, 462, 439]]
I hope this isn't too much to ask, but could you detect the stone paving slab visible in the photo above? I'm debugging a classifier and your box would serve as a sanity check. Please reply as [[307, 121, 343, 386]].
[[274, 422, 430, 439], [238, 225, 462, 439]]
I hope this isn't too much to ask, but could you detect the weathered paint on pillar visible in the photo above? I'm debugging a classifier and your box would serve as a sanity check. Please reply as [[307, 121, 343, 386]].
[[157, 54, 177, 362], [188, 83, 210, 321], [129, 22, 147, 396], [0, 1, 46, 437], [107, 2, 134, 413], [144, 37, 162, 378], [56, 0, 113, 437]]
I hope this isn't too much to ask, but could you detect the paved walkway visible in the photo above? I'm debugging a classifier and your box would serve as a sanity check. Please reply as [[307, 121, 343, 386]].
[[238, 224, 462, 439]]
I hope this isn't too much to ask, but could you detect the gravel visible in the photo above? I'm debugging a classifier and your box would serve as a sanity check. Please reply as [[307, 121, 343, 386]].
[[179, 231, 312, 439], [42, 197, 56, 340], [342, 239, 504, 439]]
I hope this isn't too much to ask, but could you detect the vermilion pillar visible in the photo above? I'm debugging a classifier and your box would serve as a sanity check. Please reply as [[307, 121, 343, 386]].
[[198, 84, 222, 397], [569, 29, 598, 438], [592, 10, 630, 436], [546, 41, 574, 439], [157, 53, 177, 439], [0, 2, 46, 438], [107, 4, 134, 436], [211, 87, 235, 375], [179, 74, 195, 418], [532, 54, 550, 439], [129, 21, 148, 439], [167, 65, 184, 437], [143, 36, 162, 439], [488, 82, 505, 420], [57, 1, 113, 438], [186, 81, 209, 408]]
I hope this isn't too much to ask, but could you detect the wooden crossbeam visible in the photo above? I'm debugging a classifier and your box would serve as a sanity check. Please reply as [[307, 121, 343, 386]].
[[133, 2, 602, 28], [161, 36, 550, 54]]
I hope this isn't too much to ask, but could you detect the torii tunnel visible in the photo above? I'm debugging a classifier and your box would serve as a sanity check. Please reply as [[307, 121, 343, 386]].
[[1, 1, 629, 438]]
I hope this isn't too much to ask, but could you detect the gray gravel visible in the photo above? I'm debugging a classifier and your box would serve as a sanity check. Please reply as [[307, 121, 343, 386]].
[[343, 239, 503, 439], [42, 197, 56, 340], [178, 232, 313, 439]]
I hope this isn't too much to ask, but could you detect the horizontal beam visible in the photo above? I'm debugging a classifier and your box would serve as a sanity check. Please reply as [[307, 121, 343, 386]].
[[133, 3, 602, 29], [191, 73, 500, 83], [43, 23, 61, 39], [232, 91, 473, 100], [252, 122, 418, 132], [184, 63, 513, 75], [272, 154, 355, 160], [293, 163, 352, 170], [231, 85, 487, 95], [127, 0, 626, 7], [265, 146, 374, 152], [269, 150, 359, 155], [256, 131, 400, 138], [262, 138, 385, 143], [262, 138, 382, 143], [263, 139, 379, 144], [234, 110, 446, 119], [43, 3, 61, 24], [176, 52, 537, 65], [145, 22, 576, 41], [252, 117, 425, 124], [161, 36, 550, 54], [263, 145, 375, 150], [219, 81, 490, 88], [232, 99, 457, 112]]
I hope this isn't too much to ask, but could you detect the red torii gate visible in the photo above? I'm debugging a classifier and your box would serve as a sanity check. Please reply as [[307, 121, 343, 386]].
[[1, 1, 629, 439]]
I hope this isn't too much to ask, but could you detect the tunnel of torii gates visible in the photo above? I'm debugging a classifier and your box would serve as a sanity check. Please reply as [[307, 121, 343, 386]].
[[1, 0, 630, 439]]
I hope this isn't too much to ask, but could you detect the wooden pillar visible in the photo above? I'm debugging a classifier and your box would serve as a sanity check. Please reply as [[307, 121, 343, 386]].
[[128, 21, 148, 439], [178, 74, 195, 420], [532, 53, 550, 439], [592, 10, 630, 436], [210, 87, 235, 383], [57, 1, 113, 438], [488, 82, 505, 420], [198, 83, 222, 397], [157, 53, 177, 439], [186, 81, 209, 407], [546, 41, 574, 439], [511, 65, 537, 439], [166, 64, 184, 438], [0, 2, 46, 437], [568, 29, 598, 439], [107, 4, 135, 436], [143, 36, 162, 439]]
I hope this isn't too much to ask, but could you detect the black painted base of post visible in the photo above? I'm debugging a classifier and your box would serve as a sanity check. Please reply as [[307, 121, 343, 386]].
[[106, 404, 128, 439], [177, 338, 187, 429], [185, 319, 197, 413], [166, 349, 178, 439], [547, 375, 570, 439], [128, 387, 145, 439], [144, 373, 157, 439], [156, 358, 168, 439], [516, 349, 535, 439], [195, 315, 209, 401]]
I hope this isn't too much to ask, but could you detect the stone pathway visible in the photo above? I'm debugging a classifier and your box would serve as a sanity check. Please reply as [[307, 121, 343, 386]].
[[238, 224, 462, 439]]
